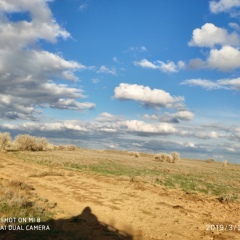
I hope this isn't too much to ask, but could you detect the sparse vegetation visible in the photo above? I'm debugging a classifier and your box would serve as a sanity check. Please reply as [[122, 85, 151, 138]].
[[222, 160, 228, 168], [7, 149, 240, 202], [172, 152, 180, 162], [14, 134, 48, 151], [154, 153, 176, 163], [0, 178, 53, 221], [129, 151, 140, 158], [205, 158, 216, 163], [0, 132, 11, 150]]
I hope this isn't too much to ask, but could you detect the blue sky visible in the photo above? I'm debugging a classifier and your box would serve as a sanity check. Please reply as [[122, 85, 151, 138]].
[[0, 0, 240, 163]]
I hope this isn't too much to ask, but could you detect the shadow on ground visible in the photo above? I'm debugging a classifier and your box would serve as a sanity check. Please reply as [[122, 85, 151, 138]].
[[0, 206, 133, 240]]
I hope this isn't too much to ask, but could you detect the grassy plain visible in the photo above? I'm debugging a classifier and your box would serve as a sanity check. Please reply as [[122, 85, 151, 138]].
[[8, 148, 240, 202]]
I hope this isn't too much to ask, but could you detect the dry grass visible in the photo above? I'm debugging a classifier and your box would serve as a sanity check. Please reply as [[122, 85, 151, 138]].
[[0, 178, 54, 221], [7, 149, 240, 201]]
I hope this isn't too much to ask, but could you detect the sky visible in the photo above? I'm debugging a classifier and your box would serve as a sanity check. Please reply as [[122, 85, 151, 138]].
[[0, 0, 240, 163]]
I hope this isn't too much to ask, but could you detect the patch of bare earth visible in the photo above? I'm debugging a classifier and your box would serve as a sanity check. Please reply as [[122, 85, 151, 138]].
[[0, 151, 239, 240]]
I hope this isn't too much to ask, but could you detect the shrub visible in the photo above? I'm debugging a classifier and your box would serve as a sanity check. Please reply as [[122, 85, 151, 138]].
[[66, 145, 77, 151], [205, 158, 215, 163], [46, 143, 57, 151], [57, 145, 66, 150], [165, 154, 174, 163], [134, 152, 140, 158], [129, 151, 140, 158], [154, 153, 174, 163], [222, 160, 228, 168], [0, 132, 12, 150], [14, 134, 48, 151], [172, 152, 180, 161], [154, 153, 166, 162]]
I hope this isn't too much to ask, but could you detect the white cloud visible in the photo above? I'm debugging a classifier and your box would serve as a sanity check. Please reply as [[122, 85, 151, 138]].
[[79, 3, 88, 12], [207, 45, 240, 71], [171, 111, 194, 121], [210, 0, 240, 13], [218, 78, 240, 90], [181, 77, 240, 91], [229, 22, 240, 31], [97, 65, 117, 75], [157, 61, 178, 72], [188, 23, 240, 48], [181, 79, 225, 90], [92, 78, 100, 83], [95, 112, 123, 122], [144, 111, 194, 123], [185, 45, 240, 72], [128, 46, 148, 52], [134, 59, 178, 72], [113, 83, 184, 108], [134, 59, 158, 69], [125, 120, 177, 135], [0, 0, 70, 50], [50, 99, 96, 111], [0, 0, 95, 120], [113, 57, 119, 63]]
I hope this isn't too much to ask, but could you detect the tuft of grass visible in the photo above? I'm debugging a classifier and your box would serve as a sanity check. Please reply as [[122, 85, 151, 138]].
[[0, 179, 54, 221]]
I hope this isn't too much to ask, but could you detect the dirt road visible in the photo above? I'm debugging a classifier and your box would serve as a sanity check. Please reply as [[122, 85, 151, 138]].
[[0, 152, 239, 240]]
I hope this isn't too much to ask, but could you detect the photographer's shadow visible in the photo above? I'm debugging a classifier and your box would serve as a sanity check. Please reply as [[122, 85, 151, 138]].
[[0, 206, 133, 240]]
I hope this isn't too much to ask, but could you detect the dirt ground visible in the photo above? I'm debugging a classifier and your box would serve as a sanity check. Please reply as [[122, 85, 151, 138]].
[[0, 151, 240, 240]]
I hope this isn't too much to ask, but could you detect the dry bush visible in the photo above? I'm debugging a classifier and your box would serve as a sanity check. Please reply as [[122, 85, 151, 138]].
[[172, 152, 180, 161], [154, 153, 166, 162], [65, 145, 77, 151], [9, 180, 34, 191], [131, 176, 143, 182], [154, 153, 175, 163], [205, 158, 216, 163], [0, 132, 12, 150], [222, 160, 228, 168], [134, 152, 140, 158], [14, 134, 48, 151], [129, 151, 140, 158], [165, 154, 174, 163], [46, 143, 58, 151], [57, 145, 66, 150]]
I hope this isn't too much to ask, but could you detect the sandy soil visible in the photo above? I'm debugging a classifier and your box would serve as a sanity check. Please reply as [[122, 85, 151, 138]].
[[0, 152, 239, 240]]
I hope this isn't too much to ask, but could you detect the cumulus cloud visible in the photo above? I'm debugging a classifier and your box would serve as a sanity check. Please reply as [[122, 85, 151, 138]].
[[134, 59, 178, 72], [113, 83, 184, 108], [210, 0, 240, 14], [189, 23, 240, 48], [0, 0, 95, 120], [125, 120, 177, 135], [207, 45, 240, 71], [95, 112, 123, 122], [184, 45, 240, 71]]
